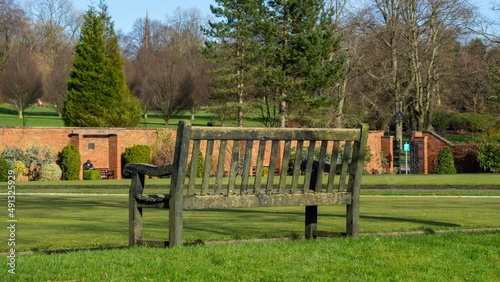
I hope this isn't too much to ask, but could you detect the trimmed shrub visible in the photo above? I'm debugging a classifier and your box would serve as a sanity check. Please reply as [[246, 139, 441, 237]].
[[40, 163, 63, 181], [477, 143, 500, 173], [436, 146, 457, 174], [0, 158, 11, 182], [12, 161, 28, 179], [1, 146, 57, 180], [83, 169, 101, 180], [124, 145, 151, 164], [60, 144, 81, 180], [187, 151, 204, 178]]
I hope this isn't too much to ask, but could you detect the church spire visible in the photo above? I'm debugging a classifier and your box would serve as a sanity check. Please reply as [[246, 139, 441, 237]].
[[143, 10, 151, 50]]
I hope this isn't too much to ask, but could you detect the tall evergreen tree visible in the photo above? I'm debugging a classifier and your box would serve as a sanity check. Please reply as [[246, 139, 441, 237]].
[[203, 0, 265, 127], [204, 0, 346, 127], [63, 4, 141, 127], [263, 0, 346, 127]]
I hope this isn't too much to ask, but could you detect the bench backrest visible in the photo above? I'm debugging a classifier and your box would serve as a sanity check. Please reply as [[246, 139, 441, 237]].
[[170, 121, 368, 208]]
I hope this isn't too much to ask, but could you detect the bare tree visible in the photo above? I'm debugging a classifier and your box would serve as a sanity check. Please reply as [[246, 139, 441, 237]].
[[44, 45, 72, 115], [23, 0, 82, 64], [150, 46, 192, 124], [0, 0, 27, 70], [0, 46, 44, 122]]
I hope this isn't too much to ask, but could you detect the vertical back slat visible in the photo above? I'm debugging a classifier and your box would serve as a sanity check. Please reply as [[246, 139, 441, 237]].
[[266, 140, 279, 193], [253, 140, 267, 193], [302, 141, 316, 192], [278, 140, 292, 193], [338, 141, 352, 192], [240, 140, 254, 194], [315, 141, 328, 191], [201, 140, 214, 195], [291, 140, 304, 193], [227, 140, 240, 194], [327, 140, 340, 193], [187, 140, 201, 195], [214, 140, 227, 194]]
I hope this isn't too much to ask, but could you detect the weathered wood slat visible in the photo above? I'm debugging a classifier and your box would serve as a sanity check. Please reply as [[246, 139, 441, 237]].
[[266, 140, 279, 193], [241, 140, 254, 194], [202, 140, 214, 195], [214, 140, 227, 194], [327, 141, 340, 193], [278, 140, 292, 193], [227, 140, 240, 195], [338, 141, 352, 192], [291, 140, 304, 193], [181, 192, 352, 210], [188, 140, 201, 195], [253, 140, 267, 192]]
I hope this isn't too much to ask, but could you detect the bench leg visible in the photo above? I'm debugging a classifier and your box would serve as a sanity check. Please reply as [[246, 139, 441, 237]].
[[129, 173, 144, 246], [305, 205, 318, 239]]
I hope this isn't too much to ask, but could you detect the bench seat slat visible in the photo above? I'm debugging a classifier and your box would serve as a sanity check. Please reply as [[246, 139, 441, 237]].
[[182, 192, 351, 210]]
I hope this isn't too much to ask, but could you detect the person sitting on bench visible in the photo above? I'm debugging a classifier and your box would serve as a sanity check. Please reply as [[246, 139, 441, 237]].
[[83, 160, 94, 170]]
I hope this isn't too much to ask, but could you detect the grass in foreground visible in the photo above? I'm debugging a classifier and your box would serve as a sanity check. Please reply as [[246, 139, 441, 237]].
[[2, 232, 499, 281]]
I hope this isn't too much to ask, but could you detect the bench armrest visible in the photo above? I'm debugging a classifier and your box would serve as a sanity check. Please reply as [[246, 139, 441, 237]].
[[123, 163, 173, 177]]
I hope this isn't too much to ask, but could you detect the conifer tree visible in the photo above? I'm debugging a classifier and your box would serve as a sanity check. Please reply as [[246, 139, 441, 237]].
[[63, 4, 141, 127], [203, 0, 265, 127], [204, 0, 346, 127]]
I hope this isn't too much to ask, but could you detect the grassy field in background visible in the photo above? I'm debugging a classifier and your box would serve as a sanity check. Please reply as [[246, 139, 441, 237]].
[[6, 173, 500, 190], [0, 103, 264, 128]]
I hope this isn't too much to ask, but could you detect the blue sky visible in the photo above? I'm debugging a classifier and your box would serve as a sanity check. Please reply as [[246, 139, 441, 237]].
[[73, 0, 216, 32], [22, 0, 497, 34]]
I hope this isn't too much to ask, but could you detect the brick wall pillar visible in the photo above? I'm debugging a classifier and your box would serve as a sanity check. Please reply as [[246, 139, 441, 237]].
[[109, 135, 120, 179], [381, 135, 393, 173], [412, 132, 429, 174]]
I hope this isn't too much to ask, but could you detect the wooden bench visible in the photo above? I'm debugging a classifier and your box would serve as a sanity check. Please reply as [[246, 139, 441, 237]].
[[95, 168, 114, 179], [124, 121, 368, 247]]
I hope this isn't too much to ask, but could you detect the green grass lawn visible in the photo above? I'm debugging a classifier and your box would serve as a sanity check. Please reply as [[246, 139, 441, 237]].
[[0, 176, 499, 281], [2, 232, 499, 281], [0, 194, 498, 253]]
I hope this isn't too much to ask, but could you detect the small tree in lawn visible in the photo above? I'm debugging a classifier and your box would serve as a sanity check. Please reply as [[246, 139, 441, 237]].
[[0, 46, 44, 122], [436, 146, 457, 174]]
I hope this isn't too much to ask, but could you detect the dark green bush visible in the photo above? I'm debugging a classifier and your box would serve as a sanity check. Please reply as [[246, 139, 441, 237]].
[[124, 145, 151, 164], [0, 158, 11, 182], [461, 113, 496, 133], [83, 170, 101, 180], [436, 146, 457, 174], [60, 144, 81, 180], [477, 143, 500, 173]]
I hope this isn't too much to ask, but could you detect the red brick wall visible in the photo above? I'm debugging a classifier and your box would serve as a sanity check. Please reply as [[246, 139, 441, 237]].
[[419, 131, 453, 174], [0, 127, 387, 178], [0, 127, 163, 179]]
